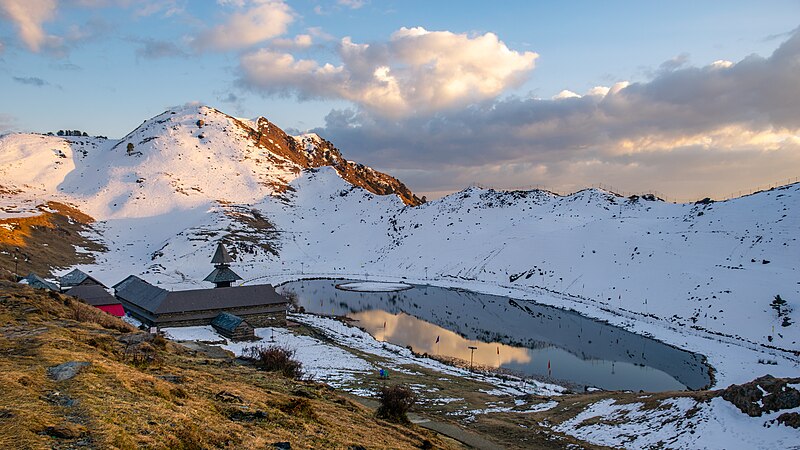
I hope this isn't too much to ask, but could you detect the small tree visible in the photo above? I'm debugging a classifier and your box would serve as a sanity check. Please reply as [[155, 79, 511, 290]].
[[771, 295, 787, 316], [126, 142, 134, 155], [376, 384, 416, 423]]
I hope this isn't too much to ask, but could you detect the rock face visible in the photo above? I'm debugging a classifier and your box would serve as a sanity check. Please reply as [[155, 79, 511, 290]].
[[244, 115, 421, 206], [47, 361, 91, 381], [777, 412, 800, 429], [720, 375, 800, 417]]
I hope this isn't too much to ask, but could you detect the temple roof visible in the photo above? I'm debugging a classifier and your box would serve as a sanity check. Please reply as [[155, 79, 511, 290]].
[[211, 312, 245, 332], [211, 243, 234, 265], [22, 272, 59, 291], [68, 284, 119, 306], [60, 268, 104, 288], [114, 275, 286, 314], [204, 266, 242, 284]]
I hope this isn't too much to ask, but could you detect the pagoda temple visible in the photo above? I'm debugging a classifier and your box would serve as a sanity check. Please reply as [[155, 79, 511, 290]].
[[203, 243, 242, 288]]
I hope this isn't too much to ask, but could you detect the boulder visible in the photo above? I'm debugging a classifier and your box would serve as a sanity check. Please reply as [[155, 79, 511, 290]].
[[47, 361, 91, 382], [776, 412, 800, 429], [721, 375, 800, 416]]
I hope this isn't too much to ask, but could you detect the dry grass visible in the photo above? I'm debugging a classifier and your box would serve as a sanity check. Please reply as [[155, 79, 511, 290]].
[[0, 282, 457, 449], [0, 202, 105, 279]]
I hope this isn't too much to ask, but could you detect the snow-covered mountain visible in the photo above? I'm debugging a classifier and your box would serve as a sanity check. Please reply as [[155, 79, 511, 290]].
[[0, 104, 418, 220], [0, 104, 797, 388]]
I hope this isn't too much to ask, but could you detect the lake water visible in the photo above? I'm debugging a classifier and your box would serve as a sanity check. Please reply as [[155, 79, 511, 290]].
[[278, 279, 711, 391]]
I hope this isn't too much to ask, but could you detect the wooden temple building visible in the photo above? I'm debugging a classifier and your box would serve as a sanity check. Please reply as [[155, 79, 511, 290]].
[[114, 243, 287, 329]]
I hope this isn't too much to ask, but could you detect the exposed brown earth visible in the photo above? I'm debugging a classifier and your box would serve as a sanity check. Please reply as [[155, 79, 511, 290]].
[[0, 202, 105, 279]]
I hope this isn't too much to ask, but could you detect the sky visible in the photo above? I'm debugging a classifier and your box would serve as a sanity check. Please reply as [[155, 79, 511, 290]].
[[0, 0, 799, 200]]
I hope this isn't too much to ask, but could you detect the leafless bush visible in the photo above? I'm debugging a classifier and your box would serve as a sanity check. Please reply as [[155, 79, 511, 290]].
[[376, 384, 416, 423], [242, 345, 304, 379]]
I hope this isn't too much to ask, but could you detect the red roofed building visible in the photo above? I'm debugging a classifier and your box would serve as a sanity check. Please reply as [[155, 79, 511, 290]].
[[67, 284, 126, 317]]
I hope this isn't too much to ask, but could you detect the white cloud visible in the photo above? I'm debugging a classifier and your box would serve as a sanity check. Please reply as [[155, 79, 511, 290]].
[[554, 90, 580, 100], [132, 1, 184, 18], [710, 60, 734, 69], [0, 0, 58, 52], [192, 0, 293, 51], [306, 26, 335, 41], [271, 33, 312, 49], [239, 27, 538, 116], [338, 0, 367, 9]]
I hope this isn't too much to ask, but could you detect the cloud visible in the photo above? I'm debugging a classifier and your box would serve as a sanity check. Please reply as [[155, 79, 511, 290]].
[[337, 0, 367, 9], [239, 27, 538, 117], [12, 76, 49, 86], [50, 61, 82, 70], [0, 1, 112, 55], [218, 92, 240, 103], [192, 0, 294, 51], [271, 33, 312, 49], [135, 39, 187, 59], [306, 26, 334, 42], [310, 30, 800, 200], [658, 52, 690, 72], [131, 0, 184, 18], [0, 0, 59, 52]]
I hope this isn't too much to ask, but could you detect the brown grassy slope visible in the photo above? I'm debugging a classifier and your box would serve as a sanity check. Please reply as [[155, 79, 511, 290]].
[[0, 202, 104, 279], [0, 282, 455, 449]]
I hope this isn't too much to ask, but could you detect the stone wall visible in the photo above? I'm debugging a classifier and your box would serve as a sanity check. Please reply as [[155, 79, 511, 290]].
[[152, 305, 287, 328]]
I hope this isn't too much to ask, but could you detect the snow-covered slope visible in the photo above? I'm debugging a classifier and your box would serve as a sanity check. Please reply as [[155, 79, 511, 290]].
[[0, 104, 418, 220], [248, 172, 798, 385], [0, 105, 797, 389], [0, 104, 418, 281]]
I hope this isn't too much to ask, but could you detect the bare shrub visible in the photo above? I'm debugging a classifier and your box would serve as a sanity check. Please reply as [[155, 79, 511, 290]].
[[279, 397, 316, 420], [376, 384, 416, 423], [124, 341, 159, 367], [242, 345, 304, 379]]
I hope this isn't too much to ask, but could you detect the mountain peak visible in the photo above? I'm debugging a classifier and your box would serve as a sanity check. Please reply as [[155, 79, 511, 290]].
[[0, 105, 421, 221]]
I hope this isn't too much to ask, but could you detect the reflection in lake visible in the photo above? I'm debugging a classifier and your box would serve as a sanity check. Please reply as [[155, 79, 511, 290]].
[[278, 279, 711, 391]]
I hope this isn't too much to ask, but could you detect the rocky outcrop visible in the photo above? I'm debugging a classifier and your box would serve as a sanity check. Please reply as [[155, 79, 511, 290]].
[[235, 114, 421, 206], [720, 375, 800, 417], [47, 361, 91, 381], [776, 412, 800, 428]]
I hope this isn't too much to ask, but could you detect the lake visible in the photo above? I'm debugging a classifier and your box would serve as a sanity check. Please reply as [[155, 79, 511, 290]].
[[277, 279, 711, 391]]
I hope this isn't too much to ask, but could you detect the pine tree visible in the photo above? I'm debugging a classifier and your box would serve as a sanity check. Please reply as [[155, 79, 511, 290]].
[[126, 142, 134, 155], [771, 294, 787, 316]]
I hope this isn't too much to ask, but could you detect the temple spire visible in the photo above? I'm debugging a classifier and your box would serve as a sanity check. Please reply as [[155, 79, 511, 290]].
[[203, 242, 242, 288]]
